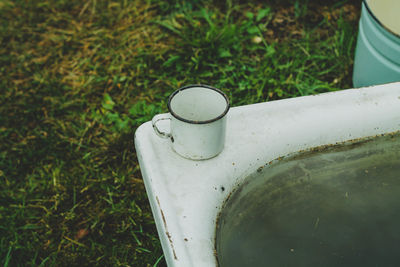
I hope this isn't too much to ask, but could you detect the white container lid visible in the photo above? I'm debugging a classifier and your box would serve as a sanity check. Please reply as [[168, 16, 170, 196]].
[[366, 0, 400, 36]]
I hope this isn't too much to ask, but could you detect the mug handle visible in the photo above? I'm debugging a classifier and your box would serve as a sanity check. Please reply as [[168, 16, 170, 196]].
[[152, 114, 172, 139]]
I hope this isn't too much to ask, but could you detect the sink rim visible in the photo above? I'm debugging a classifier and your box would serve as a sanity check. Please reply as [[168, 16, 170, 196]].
[[135, 82, 400, 267]]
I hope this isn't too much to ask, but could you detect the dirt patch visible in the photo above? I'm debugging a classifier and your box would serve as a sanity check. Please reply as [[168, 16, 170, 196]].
[[266, 2, 361, 42]]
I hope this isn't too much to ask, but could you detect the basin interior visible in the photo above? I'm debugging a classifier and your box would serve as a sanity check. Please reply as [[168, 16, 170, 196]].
[[216, 132, 400, 267]]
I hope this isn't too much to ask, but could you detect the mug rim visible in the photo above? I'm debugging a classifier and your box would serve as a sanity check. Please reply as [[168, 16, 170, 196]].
[[167, 84, 230, 124]]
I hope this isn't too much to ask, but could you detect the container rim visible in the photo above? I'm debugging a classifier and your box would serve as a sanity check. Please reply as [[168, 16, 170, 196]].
[[363, 0, 400, 39], [167, 84, 230, 124]]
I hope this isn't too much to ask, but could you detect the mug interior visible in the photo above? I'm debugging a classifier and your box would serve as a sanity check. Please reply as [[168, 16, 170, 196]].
[[169, 86, 228, 123]]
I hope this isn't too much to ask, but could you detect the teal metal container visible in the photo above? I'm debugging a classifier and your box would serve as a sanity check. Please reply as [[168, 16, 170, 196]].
[[353, 1, 400, 87]]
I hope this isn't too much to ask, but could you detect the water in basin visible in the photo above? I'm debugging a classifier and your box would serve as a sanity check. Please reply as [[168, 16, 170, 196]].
[[216, 133, 400, 267]]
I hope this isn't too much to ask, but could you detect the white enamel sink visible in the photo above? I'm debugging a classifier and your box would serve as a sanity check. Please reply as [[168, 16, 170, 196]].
[[134, 82, 400, 267]]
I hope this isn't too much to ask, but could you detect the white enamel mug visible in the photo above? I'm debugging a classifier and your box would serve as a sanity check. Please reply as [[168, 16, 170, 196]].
[[152, 85, 230, 160]]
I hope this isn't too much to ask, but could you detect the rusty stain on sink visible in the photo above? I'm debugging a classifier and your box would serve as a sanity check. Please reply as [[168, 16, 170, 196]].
[[156, 196, 178, 260]]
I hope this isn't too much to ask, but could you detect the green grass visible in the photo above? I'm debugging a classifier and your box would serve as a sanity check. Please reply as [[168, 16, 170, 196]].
[[0, 0, 360, 266]]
